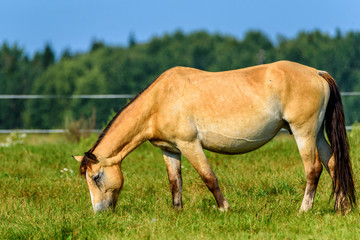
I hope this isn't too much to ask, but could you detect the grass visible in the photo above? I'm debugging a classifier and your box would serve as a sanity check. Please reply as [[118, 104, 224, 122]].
[[1, 129, 360, 239]]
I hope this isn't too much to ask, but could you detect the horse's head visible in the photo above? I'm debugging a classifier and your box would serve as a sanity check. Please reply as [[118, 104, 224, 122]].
[[73, 152, 124, 214]]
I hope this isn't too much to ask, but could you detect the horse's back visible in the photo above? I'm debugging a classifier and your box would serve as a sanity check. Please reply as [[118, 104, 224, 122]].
[[155, 60, 329, 121]]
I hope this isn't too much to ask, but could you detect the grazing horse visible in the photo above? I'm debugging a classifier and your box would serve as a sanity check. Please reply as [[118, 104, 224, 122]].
[[73, 61, 355, 214]]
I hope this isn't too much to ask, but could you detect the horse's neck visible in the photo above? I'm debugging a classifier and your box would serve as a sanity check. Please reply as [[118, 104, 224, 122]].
[[93, 97, 153, 162]]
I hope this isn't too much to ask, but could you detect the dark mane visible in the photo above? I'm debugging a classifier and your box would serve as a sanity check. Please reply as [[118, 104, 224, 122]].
[[80, 155, 91, 176], [88, 74, 162, 154], [80, 151, 98, 176], [79, 73, 163, 177]]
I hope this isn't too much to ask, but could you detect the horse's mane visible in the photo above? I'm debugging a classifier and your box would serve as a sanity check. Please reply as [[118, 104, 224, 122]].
[[88, 74, 162, 154], [79, 73, 164, 176]]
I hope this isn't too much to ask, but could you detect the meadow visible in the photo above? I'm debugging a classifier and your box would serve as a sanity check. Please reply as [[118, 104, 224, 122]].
[[1, 128, 360, 239]]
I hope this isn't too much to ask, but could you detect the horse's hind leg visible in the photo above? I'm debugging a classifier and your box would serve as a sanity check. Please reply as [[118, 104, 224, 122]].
[[177, 139, 230, 211], [162, 150, 183, 209], [291, 123, 323, 212], [316, 128, 351, 212]]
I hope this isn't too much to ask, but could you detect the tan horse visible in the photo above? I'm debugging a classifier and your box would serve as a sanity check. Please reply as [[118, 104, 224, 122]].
[[73, 61, 355, 214]]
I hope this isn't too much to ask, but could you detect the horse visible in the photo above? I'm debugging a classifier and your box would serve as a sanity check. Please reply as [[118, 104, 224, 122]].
[[72, 60, 355, 214]]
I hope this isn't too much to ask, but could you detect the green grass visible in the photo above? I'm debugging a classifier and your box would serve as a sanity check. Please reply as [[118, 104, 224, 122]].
[[1, 129, 360, 239]]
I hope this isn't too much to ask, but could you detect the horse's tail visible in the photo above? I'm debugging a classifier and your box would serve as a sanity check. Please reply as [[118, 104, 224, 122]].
[[319, 71, 356, 209]]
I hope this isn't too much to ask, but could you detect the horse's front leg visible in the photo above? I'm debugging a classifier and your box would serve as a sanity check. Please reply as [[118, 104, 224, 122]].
[[162, 150, 183, 209], [177, 140, 230, 211]]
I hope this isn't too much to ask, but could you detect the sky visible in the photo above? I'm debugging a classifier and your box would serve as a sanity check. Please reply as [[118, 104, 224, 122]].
[[1, 0, 360, 56]]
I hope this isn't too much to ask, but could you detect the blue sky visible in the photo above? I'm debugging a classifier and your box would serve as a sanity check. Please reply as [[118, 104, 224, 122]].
[[1, 0, 359, 56]]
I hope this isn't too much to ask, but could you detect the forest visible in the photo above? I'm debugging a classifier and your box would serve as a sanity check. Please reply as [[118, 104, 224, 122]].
[[1, 29, 360, 129]]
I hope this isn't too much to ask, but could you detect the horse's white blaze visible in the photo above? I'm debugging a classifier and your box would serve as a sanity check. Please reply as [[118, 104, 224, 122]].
[[86, 172, 95, 209]]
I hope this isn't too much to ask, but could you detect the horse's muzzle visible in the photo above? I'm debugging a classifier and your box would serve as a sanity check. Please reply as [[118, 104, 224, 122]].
[[93, 199, 117, 214]]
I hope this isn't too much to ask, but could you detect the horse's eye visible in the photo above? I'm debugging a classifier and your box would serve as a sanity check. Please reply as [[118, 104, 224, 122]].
[[93, 174, 101, 183], [93, 171, 103, 184]]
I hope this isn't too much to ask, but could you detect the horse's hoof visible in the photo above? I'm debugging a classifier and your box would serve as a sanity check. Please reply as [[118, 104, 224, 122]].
[[219, 201, 230, 212]]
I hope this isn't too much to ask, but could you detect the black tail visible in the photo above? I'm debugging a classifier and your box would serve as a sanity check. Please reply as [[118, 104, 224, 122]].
[[320, 71, 356, 209]]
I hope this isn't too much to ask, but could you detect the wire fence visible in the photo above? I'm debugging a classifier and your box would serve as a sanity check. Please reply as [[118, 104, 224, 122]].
[[0, 92, 359, 99], [0, 127, 357, 134], [0, 93, 359, 133], [0, 94, 136, 99]]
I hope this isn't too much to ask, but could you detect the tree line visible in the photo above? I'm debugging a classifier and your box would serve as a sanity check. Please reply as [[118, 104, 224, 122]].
[[1, 29, 359, 129]]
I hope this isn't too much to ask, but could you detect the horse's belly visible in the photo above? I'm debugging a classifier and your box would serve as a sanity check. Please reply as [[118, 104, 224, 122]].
[[198, 128, 278, 154]]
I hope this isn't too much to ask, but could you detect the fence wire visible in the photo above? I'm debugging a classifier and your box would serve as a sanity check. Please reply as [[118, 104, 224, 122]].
[[0, 94, 359, 133], [0, 94, 136, 99]]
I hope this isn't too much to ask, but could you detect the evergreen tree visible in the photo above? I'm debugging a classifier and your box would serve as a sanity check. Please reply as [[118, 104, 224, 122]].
[[1, 30, 360, 129]]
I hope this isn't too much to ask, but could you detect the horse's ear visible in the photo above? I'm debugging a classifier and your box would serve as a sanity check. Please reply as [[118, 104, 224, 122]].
[[72, 155, 83, 162], [84, 152, 99, 164]]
